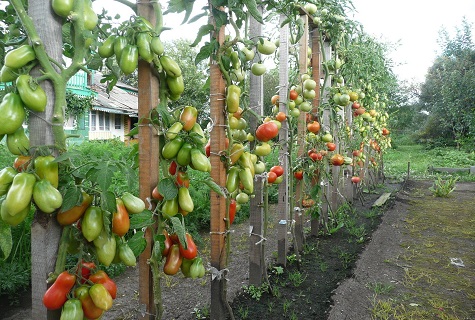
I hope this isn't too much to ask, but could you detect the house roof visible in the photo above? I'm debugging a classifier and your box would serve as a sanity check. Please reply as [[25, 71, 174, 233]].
[[90, 72, 138, 116]]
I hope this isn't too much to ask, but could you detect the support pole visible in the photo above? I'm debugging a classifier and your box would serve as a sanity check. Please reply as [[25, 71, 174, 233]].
[[209, 19, 228, 320], [137, 1, 160, 319], [248, 5, 265, 286], [277, 14, 290, 266]]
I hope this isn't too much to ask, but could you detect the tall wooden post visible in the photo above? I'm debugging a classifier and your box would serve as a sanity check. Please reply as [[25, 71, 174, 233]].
[[320, 41, 332, 232], [293, 14, 309, 251], [137, 1, 160, 319], [209, 17, 228, 320], [29, 1, 63, 318], [277, 14, 289, 266], [248, 5, 266, 286], [310, 23, 321, 236]]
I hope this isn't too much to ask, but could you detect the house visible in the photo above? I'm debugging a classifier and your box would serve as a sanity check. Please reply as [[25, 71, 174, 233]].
[[65, 71, 139, 144]]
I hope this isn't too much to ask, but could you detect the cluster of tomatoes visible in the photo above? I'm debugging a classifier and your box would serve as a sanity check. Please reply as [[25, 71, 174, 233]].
[[43, 261, 117, 319], [0, 155, 64, 227], [161, 230, 206, 278]]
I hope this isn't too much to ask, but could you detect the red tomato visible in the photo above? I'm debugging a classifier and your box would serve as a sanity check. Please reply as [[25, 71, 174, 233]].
[[179, 233, 198, 260], [152, 185, 163, 200], [267, 171, 277, 183], [351, 176, 361, 184], [169, 161, 177, 175], [309, 152, 319, 161], [229, 199, 236, 224], [270, 165, 284, 177], [255, 121, 279, 142], [326, 142, 336, 151], [294, 170, 303, 180], [205, 140, 211, 157], [289, 90, 298, 101]]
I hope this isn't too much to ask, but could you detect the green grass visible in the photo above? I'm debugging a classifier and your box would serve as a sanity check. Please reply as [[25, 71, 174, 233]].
[[384, 144, 475, 181]]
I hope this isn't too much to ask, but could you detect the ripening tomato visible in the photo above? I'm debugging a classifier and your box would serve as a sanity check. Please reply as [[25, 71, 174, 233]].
[[271, 95, 279, 106], [351, 176, 361, 184], [270, 165, 284, 177], [330, 154, 345, 166], [151, 185, 163, 200], [275, 112, 286, 122], [326, 142, 336, 151], [289, 90, 298, 101], [307, 121, 321, 133], [176, 171, 190, 188], [352, 101, 361, 109], [255, 121, 279, 142], [267, 171, 277, 183], [352, 150, 361, 157]]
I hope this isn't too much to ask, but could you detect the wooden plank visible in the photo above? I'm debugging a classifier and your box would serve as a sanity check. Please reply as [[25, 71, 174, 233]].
[[293, 14, 309, 252], [429, 166, 470, 174], [277, 14, 290, 266], [372, 192, 392, 207], [209, 22, 228, 320], [248, 5, 265, 286], [137, 2, 160, 319], [310, 25, 321, 236], [28, 1, 63, 318]]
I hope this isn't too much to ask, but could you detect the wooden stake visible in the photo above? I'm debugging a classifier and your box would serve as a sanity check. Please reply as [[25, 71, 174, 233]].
[[28, 1, 62, 318], [209, 21, 228, 320], [137, 2, 160, 319], [248, 5, 265, 286], [277, 14, 290, 266]]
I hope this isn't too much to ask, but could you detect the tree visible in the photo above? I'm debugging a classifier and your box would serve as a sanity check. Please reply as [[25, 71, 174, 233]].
[[418, 19, 475, 147]]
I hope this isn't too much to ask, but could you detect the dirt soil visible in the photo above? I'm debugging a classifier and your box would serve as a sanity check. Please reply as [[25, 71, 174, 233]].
[[3, 180, 474, 320]]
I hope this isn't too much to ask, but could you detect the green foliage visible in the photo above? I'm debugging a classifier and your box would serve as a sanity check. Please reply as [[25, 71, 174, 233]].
[[0, 208, 33, 305], [243, 282, 270, 301], [65, 91, 94, 119], [429, 175, 459, 197], [384, 143, 475, 181], [418, 19, 475, 145]]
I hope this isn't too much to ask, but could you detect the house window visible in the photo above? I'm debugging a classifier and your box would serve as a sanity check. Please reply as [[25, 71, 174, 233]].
[[115, 114, 122, 129], [90, 110, 111, 131]]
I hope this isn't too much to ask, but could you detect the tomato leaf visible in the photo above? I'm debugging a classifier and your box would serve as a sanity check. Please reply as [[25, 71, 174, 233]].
[[59, 184, 83, 212], [201, 178, 225, 197], [169, 216, 186, 248], [127, 230, 147, 257], [158, 178, 178, 201], [195, 41, 214, 65], [190, 24, 214, 47], [0, 219, 12, 260], [242, 0, 263, 23], [129, 210, 154, 230]]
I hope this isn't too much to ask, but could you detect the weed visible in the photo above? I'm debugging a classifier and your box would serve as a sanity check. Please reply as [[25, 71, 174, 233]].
[[267, 301, 275, 313], [363, 208, 382, 219], [366, 282, 395, 295], [429, 175, 458, 197], [286, 254, 297, 264], [243, 282, 269, 301], [288, 270, 306, 287], [282, 299, 292, 314], [192, 306, 209, 319], [319, 261, 329, 272], [348, 225, 367, 243], [237, 306, 249, 319]]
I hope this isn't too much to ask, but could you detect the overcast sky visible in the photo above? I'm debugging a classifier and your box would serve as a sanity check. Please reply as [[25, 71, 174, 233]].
[[94, 0, 475, 83], [350, 0, 475, 83]]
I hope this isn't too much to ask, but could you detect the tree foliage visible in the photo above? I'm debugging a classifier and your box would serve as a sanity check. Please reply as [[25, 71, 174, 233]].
[[418, 19, 475, 148]]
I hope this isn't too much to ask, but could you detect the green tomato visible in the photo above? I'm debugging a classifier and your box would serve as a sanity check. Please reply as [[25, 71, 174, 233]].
[[257, 39, 276, 55], [81, 206, 103, 242], [4, 45, 36, 69], [33, 179, 63, 214], [16, 75, 47, 112], [0, 93, 26, 135], [119, 45, 139, 75], [251, 63, 266, 76]]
